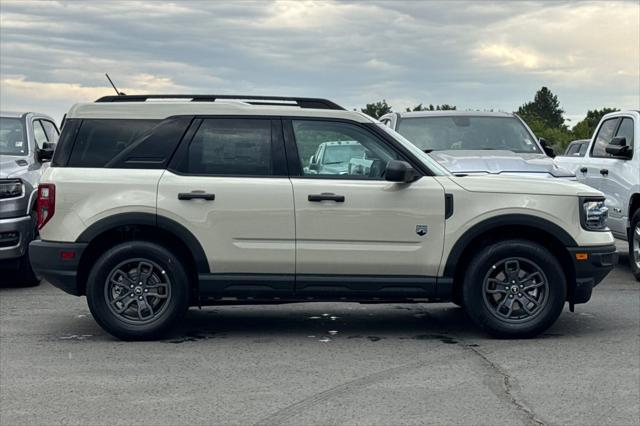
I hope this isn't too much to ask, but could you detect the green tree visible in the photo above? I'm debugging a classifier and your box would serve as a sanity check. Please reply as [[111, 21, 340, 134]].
[[406, 103, 457, 112], [571, 108, 619, 139], [517, 87, 566, 129], [361, 100, 392, 119]]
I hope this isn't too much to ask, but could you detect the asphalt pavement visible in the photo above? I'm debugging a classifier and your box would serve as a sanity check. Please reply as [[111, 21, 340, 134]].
[[1, 243, 638, 426]]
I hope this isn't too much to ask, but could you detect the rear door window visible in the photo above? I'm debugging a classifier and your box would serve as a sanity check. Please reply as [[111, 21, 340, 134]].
[[177, 118, 273, 176], [67, 119, 158, 167]]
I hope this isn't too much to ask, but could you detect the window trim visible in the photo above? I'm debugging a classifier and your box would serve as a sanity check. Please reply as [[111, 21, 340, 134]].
[[167, 115, 288, 178], [282, 117, 431, 180], [590, 117, 621, 159]]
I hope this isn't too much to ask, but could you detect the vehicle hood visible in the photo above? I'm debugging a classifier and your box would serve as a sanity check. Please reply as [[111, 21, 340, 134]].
[[0, 155, 29, 179], [428, 150, 574, 178], [447, 174, 602, 197]]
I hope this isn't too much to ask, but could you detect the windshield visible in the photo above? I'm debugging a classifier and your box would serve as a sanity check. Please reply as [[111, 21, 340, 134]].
[[396, 116, 541, 154], [0, 117, 27, 156], [323, 145, 365, 164]]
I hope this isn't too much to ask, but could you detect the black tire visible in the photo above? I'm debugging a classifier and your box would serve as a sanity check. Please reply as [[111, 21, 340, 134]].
[[86, 240, 190, 340], [630, 210, 640, 281], [462, 239, 566, 338]]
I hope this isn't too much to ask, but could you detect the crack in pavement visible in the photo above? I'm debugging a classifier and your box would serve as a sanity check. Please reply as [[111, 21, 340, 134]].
[[418, 307, 547, 426], [253, 352, 465, 426]]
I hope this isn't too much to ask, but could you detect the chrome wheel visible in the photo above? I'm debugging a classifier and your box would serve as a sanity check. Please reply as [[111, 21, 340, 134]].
[[633, 223, 640, 270], [482, 257, 549, 323], [104, 258, 171, 324]]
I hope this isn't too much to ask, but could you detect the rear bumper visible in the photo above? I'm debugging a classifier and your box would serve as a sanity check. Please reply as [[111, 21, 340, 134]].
[[29, 240, 87, 296], [567, 244, 618, 304], [0, 215, 34, 262]]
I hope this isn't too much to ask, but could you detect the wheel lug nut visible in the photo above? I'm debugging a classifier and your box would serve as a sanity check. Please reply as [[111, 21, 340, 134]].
[[130, 285, 134, 288], [511, 280, 516, 283], [130, 294, 134, 297], [138, 296, 143, 300], [144, 289, 148, 293], [509, 295, 514, 298], [518, 293, 522, 297], [520, 285, 524, 288]]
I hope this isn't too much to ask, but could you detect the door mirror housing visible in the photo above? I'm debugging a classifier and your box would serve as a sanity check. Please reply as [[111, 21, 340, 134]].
[[309, 155, 319, 171], [37, 143, 56, 162], [539, 138, 556, 158], [385, 160, 416, 183], [605, 136, 632, 159]]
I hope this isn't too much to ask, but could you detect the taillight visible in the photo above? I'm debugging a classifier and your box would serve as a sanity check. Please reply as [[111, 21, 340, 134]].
[[36, 184, 56, 230]]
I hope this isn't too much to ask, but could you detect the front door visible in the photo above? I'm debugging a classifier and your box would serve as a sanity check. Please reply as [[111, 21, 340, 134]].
[[158, 117, 295, 297], [285, 118, 446, 298]]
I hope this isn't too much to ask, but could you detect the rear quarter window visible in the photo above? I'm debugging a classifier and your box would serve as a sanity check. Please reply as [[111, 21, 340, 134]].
[[67, 119, 159, 167]]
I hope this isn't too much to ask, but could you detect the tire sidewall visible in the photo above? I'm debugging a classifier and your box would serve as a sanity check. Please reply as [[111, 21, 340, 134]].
[[462, 239, 566, 338], [86, 241, 189, 340]]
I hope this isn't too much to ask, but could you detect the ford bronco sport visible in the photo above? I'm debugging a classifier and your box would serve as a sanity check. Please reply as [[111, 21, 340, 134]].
[[1, 111, 59, 285], [29, 95, 617, 340]]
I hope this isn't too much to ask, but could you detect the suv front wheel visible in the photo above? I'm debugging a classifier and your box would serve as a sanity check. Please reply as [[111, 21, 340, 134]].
[[462, 239, 566, 338], [86, 241, 190, 340]]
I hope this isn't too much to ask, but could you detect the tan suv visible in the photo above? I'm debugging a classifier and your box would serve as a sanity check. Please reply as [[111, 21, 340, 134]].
[[29, 95, 617, 340]]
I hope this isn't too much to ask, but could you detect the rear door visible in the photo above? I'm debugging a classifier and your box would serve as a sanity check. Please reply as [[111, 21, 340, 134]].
[[285, 118, 446, 298], [158, 117, 295, 297]]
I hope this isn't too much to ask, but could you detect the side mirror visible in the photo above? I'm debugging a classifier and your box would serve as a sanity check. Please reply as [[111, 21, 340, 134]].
[[539, 138, 556, 158], [37, 143, 56, 162], [385, 160, 416, 183], [605, 136, 632, 159], [309, 156, 319, 171]]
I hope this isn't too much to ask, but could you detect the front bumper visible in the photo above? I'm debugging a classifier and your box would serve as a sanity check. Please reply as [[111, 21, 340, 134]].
[[567, 244, 618, 304], [29, 240, 87, 295], [0, 215, 34, 262]]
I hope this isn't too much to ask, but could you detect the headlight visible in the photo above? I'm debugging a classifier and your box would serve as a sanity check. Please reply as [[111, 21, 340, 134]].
[[580, 198, 608, 231], [0, 179, 24, 199]]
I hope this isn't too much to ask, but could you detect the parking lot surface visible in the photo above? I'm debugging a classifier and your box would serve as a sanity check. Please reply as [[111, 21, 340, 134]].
[[1, 245, 638, 426]]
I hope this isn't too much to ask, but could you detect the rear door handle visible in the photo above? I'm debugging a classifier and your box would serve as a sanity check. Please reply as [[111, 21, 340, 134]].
[[308, 193, 345, 202], [178, 191, 215, 201], [579, 167, 588, 173], [600, 168, 609, 176]]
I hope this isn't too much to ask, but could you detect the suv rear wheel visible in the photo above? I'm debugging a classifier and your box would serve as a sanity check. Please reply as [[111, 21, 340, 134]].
[[462, 239, 566, 338], [630, 210, 640, 281], [86, 241, 190, 340]]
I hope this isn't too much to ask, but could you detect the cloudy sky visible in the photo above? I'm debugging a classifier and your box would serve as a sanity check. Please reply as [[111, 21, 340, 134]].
[[1, 0, 638, 125]]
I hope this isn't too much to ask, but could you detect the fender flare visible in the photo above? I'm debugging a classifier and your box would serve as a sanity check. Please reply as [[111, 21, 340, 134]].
[[443, 214, 577, 278], [76, 212, 210, 273]]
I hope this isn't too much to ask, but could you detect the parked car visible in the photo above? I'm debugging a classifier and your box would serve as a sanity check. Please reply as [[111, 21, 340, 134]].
[[0, 111, 59, 285], [563, 139, 590, 157], [379, 111, 574, 179], [30, 94, 616, 340], [555, 110, 639, 280]]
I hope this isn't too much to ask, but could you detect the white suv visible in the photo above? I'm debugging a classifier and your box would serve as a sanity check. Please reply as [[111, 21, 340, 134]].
[[29, 95, 617, 340]]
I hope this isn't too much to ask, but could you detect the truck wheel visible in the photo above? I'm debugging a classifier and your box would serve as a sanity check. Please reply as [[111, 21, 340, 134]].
[[462, 239, 566, 338], [86, 241, 190, 341], [630, 210, 640, 281]]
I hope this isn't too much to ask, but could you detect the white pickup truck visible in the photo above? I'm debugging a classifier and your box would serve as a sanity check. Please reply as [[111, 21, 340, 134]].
[[555, 110, 639, 280]]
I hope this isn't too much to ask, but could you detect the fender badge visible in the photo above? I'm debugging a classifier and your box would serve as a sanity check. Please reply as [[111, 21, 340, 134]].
[[416, 225, 428, 236]]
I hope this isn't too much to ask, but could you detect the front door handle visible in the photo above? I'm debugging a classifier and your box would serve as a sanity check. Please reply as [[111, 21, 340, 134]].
[[178, 191, 215, 201], [579, 167, 588, 173], [308, 193, 345, 202], [600, 168, 609, 176]]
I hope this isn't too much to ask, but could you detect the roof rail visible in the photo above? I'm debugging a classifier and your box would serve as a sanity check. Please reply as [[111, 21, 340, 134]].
[[94, 94, 345, 110]]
